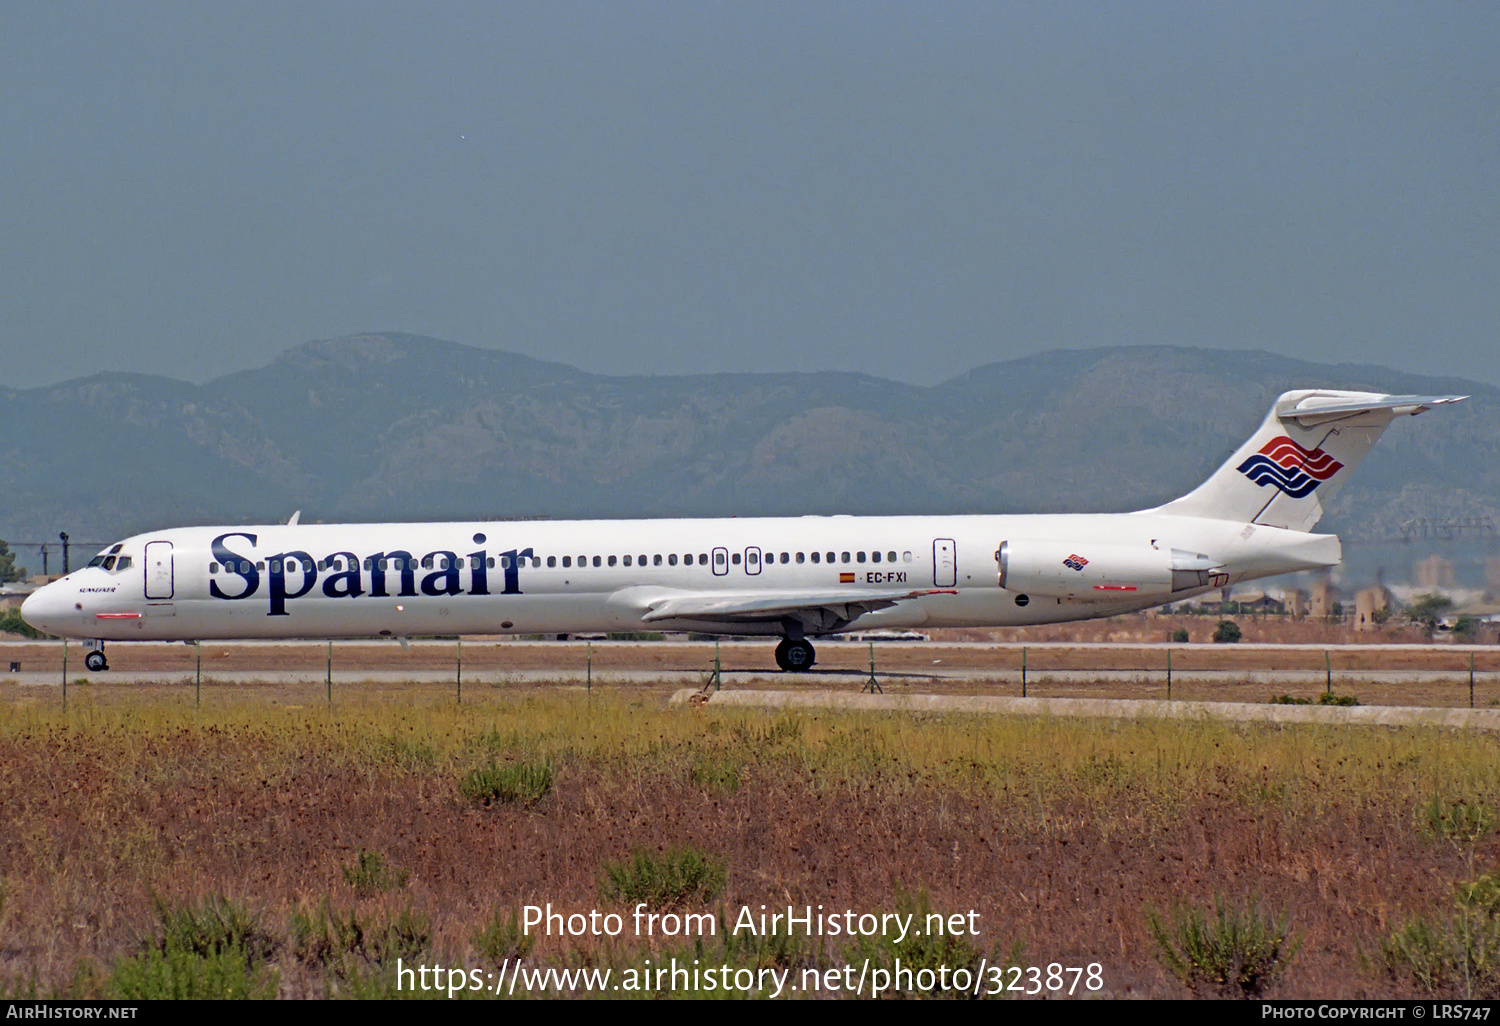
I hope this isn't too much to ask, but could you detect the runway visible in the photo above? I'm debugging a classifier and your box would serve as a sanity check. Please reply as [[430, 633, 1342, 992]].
[[2, 638, 1497, 711]]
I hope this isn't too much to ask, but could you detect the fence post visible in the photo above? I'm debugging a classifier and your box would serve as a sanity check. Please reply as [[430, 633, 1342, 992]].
[[195, 640, 201, 709], [587, 641, 593, 694], [1325, 650, 1332, 696], [61, 640, 67, 712], [1166, 648, 1172, 700], [1021, 646, 1027, 698], [862, 640, 882, 694], [713, 640, 722, 692], [326, 640, 332, 705], [1471, 651, 1476, 710], [456, 637, 462, 704]]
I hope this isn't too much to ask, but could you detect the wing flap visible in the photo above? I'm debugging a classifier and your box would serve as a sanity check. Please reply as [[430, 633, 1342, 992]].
[[640, 588, 956, 624]]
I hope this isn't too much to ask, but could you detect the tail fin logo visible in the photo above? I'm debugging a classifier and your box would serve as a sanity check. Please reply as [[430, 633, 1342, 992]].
[[1236, 436, 1344, 498]]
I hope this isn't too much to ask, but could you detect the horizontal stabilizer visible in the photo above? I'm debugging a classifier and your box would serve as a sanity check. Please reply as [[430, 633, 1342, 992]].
[[1151, 389, 1467, 531], [1275, 393, 1467, 424]]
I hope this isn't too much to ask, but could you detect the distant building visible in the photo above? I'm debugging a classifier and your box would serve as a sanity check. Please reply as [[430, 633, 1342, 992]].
[[1416, 555, 1456, 591], [1310, 581, 1339, 619], [1354, 586, 1393, 632], [1285, 588, 1309, 620], [0, 583, 37, 611]]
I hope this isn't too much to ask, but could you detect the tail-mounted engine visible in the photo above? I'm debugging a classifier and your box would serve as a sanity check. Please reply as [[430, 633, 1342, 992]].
[[995, 541, 1226, 600]]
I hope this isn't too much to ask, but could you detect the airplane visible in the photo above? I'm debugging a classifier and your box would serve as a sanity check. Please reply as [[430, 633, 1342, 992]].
[[21, 389, 1465, 675]]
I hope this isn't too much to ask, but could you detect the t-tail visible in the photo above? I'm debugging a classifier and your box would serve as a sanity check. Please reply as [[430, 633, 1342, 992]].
[[1152, 389, 1467, 531]]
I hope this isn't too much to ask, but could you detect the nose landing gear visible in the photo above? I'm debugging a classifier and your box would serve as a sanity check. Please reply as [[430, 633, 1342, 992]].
[[774, 637, 816, 672], [84, 648, 109, 672]]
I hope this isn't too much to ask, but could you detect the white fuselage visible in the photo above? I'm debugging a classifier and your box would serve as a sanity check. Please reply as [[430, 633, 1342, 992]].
[[21, 512, 1340, 642]]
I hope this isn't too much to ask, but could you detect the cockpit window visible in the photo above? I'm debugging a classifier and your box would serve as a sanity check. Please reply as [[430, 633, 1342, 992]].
[[88, 555, 108, 568], [103, 556, 116, 571], [108, 544, 123, 554], [115, 556, 132, 571]]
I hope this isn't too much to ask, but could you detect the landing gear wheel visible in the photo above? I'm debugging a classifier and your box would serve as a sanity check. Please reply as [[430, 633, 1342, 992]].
[[84, 651, 108, 673], [774, 638, 816, 672]]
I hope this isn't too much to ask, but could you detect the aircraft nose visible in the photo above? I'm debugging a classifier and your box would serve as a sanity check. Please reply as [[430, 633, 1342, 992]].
[[21, 584, 73, 636]]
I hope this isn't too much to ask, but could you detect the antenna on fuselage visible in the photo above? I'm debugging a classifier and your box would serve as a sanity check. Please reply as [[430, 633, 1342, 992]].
[[287, 511, 301, 526]]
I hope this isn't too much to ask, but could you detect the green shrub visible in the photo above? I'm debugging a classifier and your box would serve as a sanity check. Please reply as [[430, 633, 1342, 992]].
[[600, 846, 727, 910], [290, 899, 364, 967], [1145, 894, 1301, 996], [108, 895, 279, 1000], [1171, 627, 1190, 644], [1382, 871, 1500, 996], [150, 894, 276, 965], [0, 608, 42, 639], [291, 899, 429, 971], [1316, 692, 1359, 707], [1425, 796, 1498, 842], [342, 849, 410, 896], [460, 760, 555, 806], [844, 885, 1014, 998], [688, 755, 741, 795], [1212, 620, 1242, 644], [472, 907, 535, 965], [1269, 695, 1312, 705], [107, 945, 278, 999]]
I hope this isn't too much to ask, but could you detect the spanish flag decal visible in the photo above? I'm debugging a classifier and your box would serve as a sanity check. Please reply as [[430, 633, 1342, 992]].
[[839, 572, 856, 583]]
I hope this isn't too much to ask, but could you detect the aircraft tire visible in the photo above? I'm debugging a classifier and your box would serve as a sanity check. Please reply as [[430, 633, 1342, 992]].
[[84, 651, 107, 672], [774, 638, 815, 672]]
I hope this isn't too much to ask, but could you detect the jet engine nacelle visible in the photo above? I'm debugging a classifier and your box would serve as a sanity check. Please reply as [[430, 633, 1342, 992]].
[[996, 541, 1182, 600]]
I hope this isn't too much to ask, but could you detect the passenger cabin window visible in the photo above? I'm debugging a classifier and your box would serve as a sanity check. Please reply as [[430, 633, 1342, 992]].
[[562, 556, 572, 568], [871, 551, 881, 563], [903, 551, 913, 562], [593, 556, 601, 567], [623, 555, 632, 566], [653, 554, 662, 566], [857, 552, 866, 563], [732, 553, 741, 565], [841, 552, 851, 563], [715, 552, 727, 567], [699, 553, 708, 564], [547, 556, 556, 568], [668, 554, 678, 566], [608, 555, 617, 567], [796, 552, 805, 564], [810, 552, 820, 564]]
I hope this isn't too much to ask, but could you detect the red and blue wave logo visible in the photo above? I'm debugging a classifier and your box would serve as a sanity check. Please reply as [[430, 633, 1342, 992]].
[[1236, 436, 1343, 498]]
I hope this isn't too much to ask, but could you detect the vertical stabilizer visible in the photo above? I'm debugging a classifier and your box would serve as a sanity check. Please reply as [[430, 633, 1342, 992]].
[[1150, 390, 1465, 531]]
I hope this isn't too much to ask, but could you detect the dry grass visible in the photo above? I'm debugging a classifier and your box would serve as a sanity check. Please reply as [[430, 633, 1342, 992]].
[[2, 688, 1500, 997]]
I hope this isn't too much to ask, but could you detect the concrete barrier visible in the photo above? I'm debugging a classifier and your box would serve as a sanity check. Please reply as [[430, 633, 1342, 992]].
[[670, 688, 1500, 731]]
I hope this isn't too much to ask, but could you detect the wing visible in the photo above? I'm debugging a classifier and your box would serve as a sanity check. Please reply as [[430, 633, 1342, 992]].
[[637, 587, 956, 634]]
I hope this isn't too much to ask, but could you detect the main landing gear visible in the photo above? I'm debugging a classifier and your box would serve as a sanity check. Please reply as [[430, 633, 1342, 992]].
[[774, 638, 816, 672], [84, 646, 108, 672]]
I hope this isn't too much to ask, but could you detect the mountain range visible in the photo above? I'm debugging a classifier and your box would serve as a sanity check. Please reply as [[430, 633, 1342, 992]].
[[2, 334, 1494, 564]]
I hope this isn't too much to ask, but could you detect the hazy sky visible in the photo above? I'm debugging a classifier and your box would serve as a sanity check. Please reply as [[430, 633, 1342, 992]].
[[2, 2, 1496, 388]]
